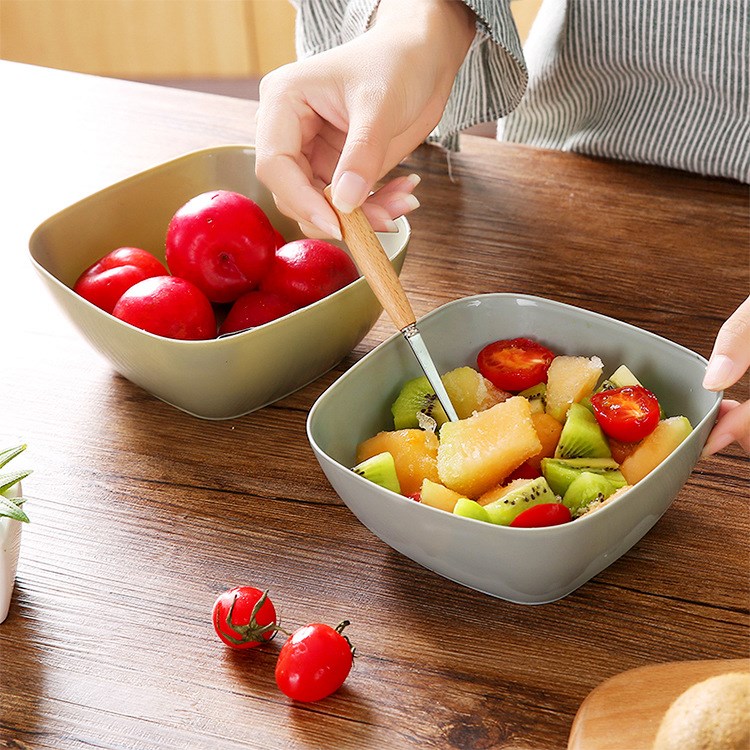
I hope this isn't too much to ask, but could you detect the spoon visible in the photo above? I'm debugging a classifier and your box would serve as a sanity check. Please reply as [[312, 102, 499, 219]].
[[324, 187, 459, 422]]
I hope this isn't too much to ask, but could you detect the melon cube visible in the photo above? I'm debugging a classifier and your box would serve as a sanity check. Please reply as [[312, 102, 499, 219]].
[[528, 411, 564, 470], [420, 478, 467, 513], [437, 396, 542, 499], [545, 355, 603, 422], [619, 416, 692, 484], [442, 366, 510, 419], [356, 429, 439, 497]]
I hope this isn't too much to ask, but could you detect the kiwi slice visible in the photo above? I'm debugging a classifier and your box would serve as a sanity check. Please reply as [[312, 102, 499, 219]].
[[352, 451, 401, 494], [483, 476, 557, 526], [554, 403, 611, 459], [518, 382, 547, 414], [562, 471, 616, 515], [391, 375, 449, 430], [608, 364, 641, 388], [541, 457, 626, 497], [453, 497, 492, 523]]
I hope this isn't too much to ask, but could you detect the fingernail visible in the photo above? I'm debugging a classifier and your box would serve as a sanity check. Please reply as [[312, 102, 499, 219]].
[[366, 203, 400, 233], [701, 432, 733, 457], [377, 219, 399, 233], [702, 354, 736, 390], [404, 173, 421, 189], [385, 193, 420, 216], [332, 172, 369, 214], [310, 213, 342, 241]]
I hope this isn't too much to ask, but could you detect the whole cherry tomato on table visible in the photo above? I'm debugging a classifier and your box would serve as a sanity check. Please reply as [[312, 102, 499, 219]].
[[112, 276, 216, 340], [166, 190, 277, 304], [590, 385, 661, 443], [477, 337, 556, 392], [275, 621, 355, 702], [73, 246, 167, 313], [212, 587, 281, 650]]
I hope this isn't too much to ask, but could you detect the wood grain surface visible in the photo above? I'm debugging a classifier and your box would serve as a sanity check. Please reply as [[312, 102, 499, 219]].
[[0, 62, 747, 750]]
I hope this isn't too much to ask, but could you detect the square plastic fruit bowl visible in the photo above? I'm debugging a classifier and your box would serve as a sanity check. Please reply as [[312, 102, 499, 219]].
[[306, 294, 721, 604], [28, 145, 410, 420]]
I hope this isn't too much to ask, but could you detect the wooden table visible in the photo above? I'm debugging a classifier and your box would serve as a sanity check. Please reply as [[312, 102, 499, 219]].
[[1, 61, 747, 750]]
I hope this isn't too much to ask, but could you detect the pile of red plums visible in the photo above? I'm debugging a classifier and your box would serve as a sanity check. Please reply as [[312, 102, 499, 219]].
[[73, 190, 359, 340]]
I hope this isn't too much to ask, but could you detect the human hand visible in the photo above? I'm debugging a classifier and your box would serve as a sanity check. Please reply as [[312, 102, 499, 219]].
[[701, 295, 750, 455], [254, 0, 475, 239]]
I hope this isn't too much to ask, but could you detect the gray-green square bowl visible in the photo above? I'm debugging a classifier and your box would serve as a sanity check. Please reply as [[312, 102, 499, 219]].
[[306, 294, 721, 604], [28, 145, 410, 419]]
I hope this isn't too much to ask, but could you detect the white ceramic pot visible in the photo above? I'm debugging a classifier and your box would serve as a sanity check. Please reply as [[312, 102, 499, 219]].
[[0, 482, 23, 623]]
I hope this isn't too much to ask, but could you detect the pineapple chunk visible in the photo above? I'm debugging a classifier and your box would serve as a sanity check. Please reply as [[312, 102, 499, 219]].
[[442, 366, 510, 419], [545, 355, 603, 422], [619, 416, 692, 484], [357, 429, 439, 497], [420, 478, 467, 512], [437, 396, 542, 499]]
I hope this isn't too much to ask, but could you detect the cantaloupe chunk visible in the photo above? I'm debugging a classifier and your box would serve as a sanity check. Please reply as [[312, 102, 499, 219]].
[[442, 366, 510, 419], [437, 396, 542, 499], [545, 355, 603, 422], [356, 429, 439, 497], [619, 416, 692, 484], [527, 411, 564, 470], [420, 478, 467, 513]]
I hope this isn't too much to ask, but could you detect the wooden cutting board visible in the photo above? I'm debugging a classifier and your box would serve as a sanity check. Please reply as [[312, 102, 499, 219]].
[[568, 658, 750, 750]]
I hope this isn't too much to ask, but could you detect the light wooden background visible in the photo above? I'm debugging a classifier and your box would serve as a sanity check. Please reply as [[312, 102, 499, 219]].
[[0, 0, 541, 79]]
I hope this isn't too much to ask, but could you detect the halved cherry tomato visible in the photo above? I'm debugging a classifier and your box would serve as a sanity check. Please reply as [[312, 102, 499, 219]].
[[477, 337, 555, 391], [590, 385, 660, 443], [275, 621, 354, 702], [212, 586, 281, 649], [510, 503, 572, 528]]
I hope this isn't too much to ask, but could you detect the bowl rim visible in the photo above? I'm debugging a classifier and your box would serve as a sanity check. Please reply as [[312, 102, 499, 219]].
[[27, 143, 411, 347], [307, 292, 722, 533]]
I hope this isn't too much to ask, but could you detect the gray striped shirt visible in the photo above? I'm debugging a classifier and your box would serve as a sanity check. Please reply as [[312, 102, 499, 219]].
[[292, 0, 749, 183]]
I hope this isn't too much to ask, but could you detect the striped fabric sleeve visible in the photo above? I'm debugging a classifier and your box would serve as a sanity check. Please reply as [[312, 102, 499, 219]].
[[292, 0, 528, 151]]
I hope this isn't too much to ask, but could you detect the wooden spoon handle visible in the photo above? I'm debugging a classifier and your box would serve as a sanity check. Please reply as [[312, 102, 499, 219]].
[[324, 187, 415, 331]]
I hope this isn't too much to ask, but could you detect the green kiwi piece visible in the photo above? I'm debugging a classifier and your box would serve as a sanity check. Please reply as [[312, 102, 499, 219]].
[[608, 365, 641, 388], [483, 476, 557, 526], [562, 471, 616, 515], [554, 403, 612, 459], [541, 457, 626, 497], [453, 497, 492, 523], [518, 382, 547, 414], [352, 452, 401, 494], [391, 375, 449, 429]]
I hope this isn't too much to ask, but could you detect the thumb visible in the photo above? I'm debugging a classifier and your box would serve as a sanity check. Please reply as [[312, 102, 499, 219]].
[[330, 111, 392, 214], [703, 295, 750, 390]]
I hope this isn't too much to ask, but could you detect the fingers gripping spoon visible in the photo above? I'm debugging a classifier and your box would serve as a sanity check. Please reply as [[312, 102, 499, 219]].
[[324, 188, 459, 423]]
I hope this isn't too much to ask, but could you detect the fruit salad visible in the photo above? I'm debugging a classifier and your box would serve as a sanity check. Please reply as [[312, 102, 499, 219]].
[[352, 338, 692, 529]]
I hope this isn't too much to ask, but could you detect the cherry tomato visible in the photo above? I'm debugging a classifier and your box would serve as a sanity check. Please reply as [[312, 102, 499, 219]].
[[510, 503, 572, 528], [212, 587, 280, 649], [505, 461, 542, 481], [590, 385, 661, 443], [260, 239, 359, 307], [112, 276, 216, 340], [477, 337, 555, 391], [166, 190, 277, 304], [218, 290, 299, 335], [275, 621, 354, 702], [73, 247, 167, 313]]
